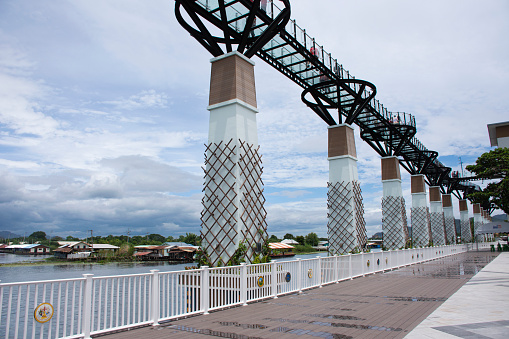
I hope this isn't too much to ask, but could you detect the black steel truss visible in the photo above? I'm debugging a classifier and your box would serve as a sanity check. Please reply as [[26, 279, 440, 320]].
[[174, 0, 482, 204]]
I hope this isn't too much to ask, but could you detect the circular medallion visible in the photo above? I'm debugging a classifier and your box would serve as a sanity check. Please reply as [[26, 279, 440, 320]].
[[412, 255, 414, 259], [308, 269, 313, 279], [285, 272, 291, 283], [385, 257, 388, 264], [34, 303, 54, 324], [257, 276, 264, 287], [377, 259, 380, 266], [367, 260, 370, 267]]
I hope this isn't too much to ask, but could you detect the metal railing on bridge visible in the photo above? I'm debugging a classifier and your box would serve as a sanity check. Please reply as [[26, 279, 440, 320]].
[[0, 243, 491, 339]]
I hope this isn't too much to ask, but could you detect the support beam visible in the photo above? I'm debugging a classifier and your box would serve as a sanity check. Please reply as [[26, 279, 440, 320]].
[[327, 124, 367, 254], [201, 52, 267, 266], [411, 175, 430, 247], [381, 157, 409, 250], [429, 186, 446, 246]]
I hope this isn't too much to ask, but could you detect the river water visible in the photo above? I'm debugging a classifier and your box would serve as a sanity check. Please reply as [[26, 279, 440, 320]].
[[0, 252, 335, 284]]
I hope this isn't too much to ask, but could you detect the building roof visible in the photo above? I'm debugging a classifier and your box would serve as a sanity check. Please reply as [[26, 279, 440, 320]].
[[57, 241, 90, 247], [269, 242, 295, 249], [487, 121, 509, 147], [281, 239, 299, 245], [91, 244, 120, 250], [133, 251, 152, 256], [164, 242, 195, 247]]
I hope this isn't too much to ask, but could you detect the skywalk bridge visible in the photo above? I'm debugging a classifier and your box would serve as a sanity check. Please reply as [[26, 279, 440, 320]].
[[175, 0, 481, 200]]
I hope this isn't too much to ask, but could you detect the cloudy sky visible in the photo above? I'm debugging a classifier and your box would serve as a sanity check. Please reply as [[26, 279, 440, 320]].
[[0, 0, 507, 239]]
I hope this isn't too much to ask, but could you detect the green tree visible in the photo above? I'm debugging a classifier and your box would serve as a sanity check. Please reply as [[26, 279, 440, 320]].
[[268, 234, 280, 243], [305, 232, 319, 246], [147, 233, 166, 244], [29, 231, 47, 241], [283, 233, 294, 239], [182, 233, 201, 246], [66, 235, 80, 241], [295, 235, 305, 245], [466, 148, 509, 214]]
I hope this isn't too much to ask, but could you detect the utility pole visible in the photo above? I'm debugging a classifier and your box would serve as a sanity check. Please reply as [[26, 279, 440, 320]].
[[459, 157, 465, 177], [127, 229, 131, 244], [89, 230, 93, 245]]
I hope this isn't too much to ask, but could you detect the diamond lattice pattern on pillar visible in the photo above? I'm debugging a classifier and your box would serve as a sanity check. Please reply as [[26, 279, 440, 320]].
[[461, 220, 472, 243], [411, 207, 430, 247], [353, 181, 367, 250], [444, 216, 456, 244], [382, 196, 408, 250], [328, 182, 354, 254], [238, 140, 268, 263], [201, 139, 267, 266], [430, 212, 446, 246]]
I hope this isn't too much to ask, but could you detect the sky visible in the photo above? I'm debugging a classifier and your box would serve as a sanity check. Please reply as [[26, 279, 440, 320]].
[[0, 0, 508, 240]]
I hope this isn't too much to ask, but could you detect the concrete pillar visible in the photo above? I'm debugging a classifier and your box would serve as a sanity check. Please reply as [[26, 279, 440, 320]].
[[429, 186, 446, 246], [442, 194, 457, 244], [410, 175, 430, 247], [459, 200, 472, 243], [380, 157, 409, 250], [473, 203, 482, 242], [327, 124, 367, 254], [200, 52, 266, 266]]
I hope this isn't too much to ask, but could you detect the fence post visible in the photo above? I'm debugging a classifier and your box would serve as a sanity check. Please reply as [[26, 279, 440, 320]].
[[82, 274, 93, 339], [360, 253, 364, 277], [271, 261, 278, 298], [240, 263, 248, 306], [348, 254, 353, 280], [316, 257, 322, 288], [201, 266, 210, 315], [150, 270, 159, 326], [297, 259, 302, 293], [335, 255, 339, 283]]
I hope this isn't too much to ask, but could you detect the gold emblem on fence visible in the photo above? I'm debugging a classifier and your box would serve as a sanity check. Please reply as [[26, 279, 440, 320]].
[[34, 303, 54, 323], [257, 276, 264, 287], [308, 269, 313, 278]]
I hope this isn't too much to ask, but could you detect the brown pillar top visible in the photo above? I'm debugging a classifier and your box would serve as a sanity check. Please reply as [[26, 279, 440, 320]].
[[473, 203, 481, 214], [411, 175, 426, 194], [442, 194, 452, 208], [381, 157, 401, 181], [429, 186, 441, 202], [328, 125, 357, 158], [459, 200, 468, 212], [209, 52, 257, 108]]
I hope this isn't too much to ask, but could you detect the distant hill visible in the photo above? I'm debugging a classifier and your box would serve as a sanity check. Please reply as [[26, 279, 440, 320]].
[[0, 231, 22, 240], [370, 232, 383, 240], [492, 214, 508, 221]]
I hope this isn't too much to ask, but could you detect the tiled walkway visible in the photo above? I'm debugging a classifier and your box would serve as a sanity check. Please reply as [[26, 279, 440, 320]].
[[97, 251, 499, 339], [406, 251, 509, 338]]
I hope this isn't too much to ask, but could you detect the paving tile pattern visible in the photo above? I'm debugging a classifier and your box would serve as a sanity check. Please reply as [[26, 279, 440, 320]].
[[97, 251, 498, 339]]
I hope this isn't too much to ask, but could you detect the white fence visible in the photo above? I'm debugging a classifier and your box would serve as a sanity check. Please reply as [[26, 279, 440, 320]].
[[0, 243, 491, 339]]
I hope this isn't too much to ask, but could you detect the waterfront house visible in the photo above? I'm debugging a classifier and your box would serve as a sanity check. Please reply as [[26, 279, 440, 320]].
[[54, 242, 92, 259], [90, 244, 120, 253], [3, 244, 51, 255]]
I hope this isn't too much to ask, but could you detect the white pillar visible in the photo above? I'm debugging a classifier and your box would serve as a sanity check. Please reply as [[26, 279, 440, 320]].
[[442, 194, 457, 244], [473, 203, 482, 242], [429, 186, 446, 246], [411, 175, 430, 247], [459, 200, 472, 243], [381, 157, 408, 250], [200, 52, 267, 266], [327, 124, 367, 254]]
